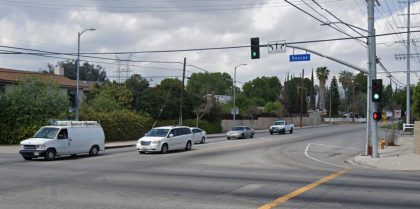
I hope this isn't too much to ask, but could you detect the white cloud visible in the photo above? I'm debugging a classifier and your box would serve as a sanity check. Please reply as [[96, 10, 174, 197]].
[[0, 0, 419, 87]]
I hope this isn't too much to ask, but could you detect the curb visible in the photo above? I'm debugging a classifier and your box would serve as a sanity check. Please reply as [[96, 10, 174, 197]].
[[105, 144, 135, 149]]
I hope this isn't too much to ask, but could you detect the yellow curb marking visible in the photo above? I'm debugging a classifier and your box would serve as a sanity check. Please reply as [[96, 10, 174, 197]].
[[258, 168, 352, 209]]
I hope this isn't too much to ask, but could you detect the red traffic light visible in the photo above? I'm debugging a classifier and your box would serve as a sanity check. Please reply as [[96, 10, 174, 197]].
[[373, 112, 382, 121]]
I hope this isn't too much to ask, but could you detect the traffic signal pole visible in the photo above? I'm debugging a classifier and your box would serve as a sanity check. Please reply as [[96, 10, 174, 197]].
[[368, 0, 379, 158]]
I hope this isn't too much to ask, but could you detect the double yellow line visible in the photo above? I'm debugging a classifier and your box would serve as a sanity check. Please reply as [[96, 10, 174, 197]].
[[258, 168, 352, 209]]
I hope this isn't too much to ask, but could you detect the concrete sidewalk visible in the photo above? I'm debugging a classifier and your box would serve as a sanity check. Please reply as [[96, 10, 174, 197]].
[[349, 134, 420, 171]]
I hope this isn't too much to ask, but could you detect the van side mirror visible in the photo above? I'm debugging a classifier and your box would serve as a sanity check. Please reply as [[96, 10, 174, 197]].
[[168, 134, 174, 138]]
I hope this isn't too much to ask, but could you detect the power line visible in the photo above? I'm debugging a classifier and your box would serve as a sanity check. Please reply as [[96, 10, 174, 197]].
[[0, 0, 344, 13], [2, 30, 420, 57], [284, 0, 366, 47]]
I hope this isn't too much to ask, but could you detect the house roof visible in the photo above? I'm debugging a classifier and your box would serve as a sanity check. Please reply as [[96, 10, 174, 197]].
[[0, 68, 91, 90]]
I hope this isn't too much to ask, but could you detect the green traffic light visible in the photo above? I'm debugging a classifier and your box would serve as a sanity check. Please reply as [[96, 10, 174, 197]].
[[374, 94, 379, 100], [252, 51, 257, 57]]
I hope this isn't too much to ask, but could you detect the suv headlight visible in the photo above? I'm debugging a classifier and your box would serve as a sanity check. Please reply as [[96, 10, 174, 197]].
[[36, 145, 45, 149], [151, 141, 160, 145]]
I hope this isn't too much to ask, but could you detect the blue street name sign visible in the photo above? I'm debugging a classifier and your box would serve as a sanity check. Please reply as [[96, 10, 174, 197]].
[[289, 54, 311, 62]]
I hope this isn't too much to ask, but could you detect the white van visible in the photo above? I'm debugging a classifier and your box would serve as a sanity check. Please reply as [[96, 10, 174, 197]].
[[19, 121, 105, 161], [136, 126, 193, 154]]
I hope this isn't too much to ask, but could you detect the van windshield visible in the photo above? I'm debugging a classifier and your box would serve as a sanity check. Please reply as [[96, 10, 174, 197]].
[[145, 128, 170, 137], [33, 127, 59, 139], [274, 121, 284, 125]]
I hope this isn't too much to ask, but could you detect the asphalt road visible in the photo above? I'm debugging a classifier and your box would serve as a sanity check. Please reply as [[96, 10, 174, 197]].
[[1, 124, 420, 209]]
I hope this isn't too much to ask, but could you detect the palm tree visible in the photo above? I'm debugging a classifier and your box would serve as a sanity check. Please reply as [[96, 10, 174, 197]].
[[339, 71, 354, 113], [316, 67, 330, 111]]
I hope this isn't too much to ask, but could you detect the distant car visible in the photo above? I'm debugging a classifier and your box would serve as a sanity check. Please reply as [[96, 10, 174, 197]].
[[136, 126, 193, 154], [269, 120, 294, 135], [190, 127, 207, 144], [227, 126, 255, 140]]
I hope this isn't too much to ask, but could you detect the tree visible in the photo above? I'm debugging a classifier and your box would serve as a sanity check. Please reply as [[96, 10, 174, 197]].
[[82, 82, 134, 115], [412, 82, 420, 120], [339, 70, 354, 113], [264, 101, 283, 116], [316, 67, 330, 111], [381, 84, 393, 111], [310, 69, 316, 110], [0, 77, 69, 144], [125, 74, 150, 111], [139, 78, 185, 120], [284, 77, 308, 114], [186, 72, 233, 96], [354, 72, 367, 93], [57, 60, 107, 81], [193, 93, 215, 127], [242, 76, 282, 106], [327, 76, 340, 116]]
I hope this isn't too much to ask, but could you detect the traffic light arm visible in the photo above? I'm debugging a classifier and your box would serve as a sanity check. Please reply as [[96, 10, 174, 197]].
[[286, 45, 369, 74]]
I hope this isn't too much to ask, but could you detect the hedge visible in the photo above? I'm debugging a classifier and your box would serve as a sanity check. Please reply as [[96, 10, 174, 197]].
[[81, 109, 153, 142], [153, 119, 222, 134]]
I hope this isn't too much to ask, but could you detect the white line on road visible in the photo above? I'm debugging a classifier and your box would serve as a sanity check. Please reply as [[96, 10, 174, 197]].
[[304, 143, 360, 169]]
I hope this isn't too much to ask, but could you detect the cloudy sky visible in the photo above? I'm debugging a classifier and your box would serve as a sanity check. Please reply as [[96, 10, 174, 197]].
[[0, 0, 419, 88]]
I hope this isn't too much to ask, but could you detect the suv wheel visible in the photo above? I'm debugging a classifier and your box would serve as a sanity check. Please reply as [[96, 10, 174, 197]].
[[161, 144, 168, 154], [200, 137, 206, 144], [185, 141, 192, 151], [290, 128, 293, 134]]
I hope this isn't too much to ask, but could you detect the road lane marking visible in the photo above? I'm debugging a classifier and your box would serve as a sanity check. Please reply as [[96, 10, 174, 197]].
[[258, 168, 352, 209], [304, 143, 359, 169], [309, 143, 363, 151]]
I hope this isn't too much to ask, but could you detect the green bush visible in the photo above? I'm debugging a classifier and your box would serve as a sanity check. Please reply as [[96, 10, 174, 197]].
[[183, 119, 223, 134], [81, 109, 153, 142], [0, 77, 69, 144]]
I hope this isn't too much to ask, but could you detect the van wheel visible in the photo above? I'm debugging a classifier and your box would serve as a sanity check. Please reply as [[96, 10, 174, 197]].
[[89, 145, 99, 156], [161, 144, 168, 154], [251, 133, 254, 138], [290, 128, 293, 134], [241, 134, 245, 139], [23, 157, 32, 160], [200, 137, 206, 144], [44, 149, 56, 161], [185, 141, 192, 151]]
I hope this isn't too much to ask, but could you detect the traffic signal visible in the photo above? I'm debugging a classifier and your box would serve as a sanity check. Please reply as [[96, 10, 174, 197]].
[[250, 37, 260, 59], [372, 79, 382, 102], [373, 112, 382, 121]]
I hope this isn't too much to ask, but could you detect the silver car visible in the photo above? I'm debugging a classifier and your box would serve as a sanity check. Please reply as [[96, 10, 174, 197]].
[[226, 126, 255, 140]]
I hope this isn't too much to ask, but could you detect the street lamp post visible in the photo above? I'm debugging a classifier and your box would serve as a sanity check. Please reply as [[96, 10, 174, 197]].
[[233, 64, 247, 124], [76, 27, 95, 121]]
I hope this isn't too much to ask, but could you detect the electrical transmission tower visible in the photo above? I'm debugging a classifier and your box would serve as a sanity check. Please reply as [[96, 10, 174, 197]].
[[115, 54, 133, 83]]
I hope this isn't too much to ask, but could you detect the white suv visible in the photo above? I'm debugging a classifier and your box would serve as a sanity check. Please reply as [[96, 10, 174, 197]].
[[136, 126, 193, 154]]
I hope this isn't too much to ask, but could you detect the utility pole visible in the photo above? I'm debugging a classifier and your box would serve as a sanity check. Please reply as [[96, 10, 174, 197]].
[[299, 69, 304, 128], [329, 87, 332, 126], [368, 0, 378, 158], [406, 0, 412, 124], [395, 0, 418, 124], [179, 57, 186, 126]]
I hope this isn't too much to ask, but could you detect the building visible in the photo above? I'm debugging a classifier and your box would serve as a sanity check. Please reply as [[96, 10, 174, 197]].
[[0, 68, 92, 112]]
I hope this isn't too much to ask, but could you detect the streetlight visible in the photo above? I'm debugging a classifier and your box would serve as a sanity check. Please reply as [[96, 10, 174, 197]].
[[233, 64, 247, 124], [76, 27, 95, 121]]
